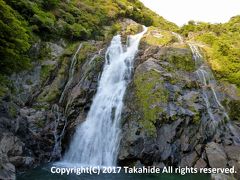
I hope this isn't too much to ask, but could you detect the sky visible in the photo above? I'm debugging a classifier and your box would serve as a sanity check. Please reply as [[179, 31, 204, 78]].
[[139, 0, 240, 26]]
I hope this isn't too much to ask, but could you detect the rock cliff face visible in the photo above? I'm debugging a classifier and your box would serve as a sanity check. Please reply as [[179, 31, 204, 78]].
[[0, 38, 107, 179], [119, 26, 240, 178], [0, 20, 239, 179]]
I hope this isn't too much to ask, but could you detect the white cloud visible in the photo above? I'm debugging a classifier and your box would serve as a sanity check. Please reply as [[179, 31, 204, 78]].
[[140, 0, 240, 26]]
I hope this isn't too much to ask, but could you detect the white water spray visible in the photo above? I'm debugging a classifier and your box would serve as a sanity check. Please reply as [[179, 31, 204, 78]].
[[61, 27, 147, 166]]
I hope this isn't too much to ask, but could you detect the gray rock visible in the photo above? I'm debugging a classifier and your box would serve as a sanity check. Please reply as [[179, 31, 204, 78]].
[[211, 173, 236, 180], [9, 156, 34, 168], [153, 162, 165, 168], [135, 160, 144, 168], [160, 143, 172, 161], [0, 162, 15, 180], [179, 152, 198, 167], [135, 58, 164, 74], [194, 158, 207, 168], [224, 145, 240, 161], [47, 42, 64, 58], [205, 142, 227, 168], [0, 133, 24, 156], [195, 144, 202, 155], [118, 120, 144, 161], [180, 135, 189, 152]]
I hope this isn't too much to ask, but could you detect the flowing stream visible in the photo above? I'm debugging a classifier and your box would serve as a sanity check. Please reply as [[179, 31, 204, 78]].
[[61, 27, 148, 166]]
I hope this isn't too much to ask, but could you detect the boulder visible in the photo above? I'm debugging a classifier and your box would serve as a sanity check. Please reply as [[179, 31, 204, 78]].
[[205, 142, 227, 168], [9, 156, 34, 168], [0, 162, 15, 180], [179, 152, 198, 167], [224, 145, 240, 161], [194, 158, 207, 168]]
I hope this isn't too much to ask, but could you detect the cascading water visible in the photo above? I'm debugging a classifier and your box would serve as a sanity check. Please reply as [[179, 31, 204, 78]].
[[189, 43, 240, 143], [50, 104, 67, 160], [61, 26, 147, 166], [50, 45, 82, 159], [189, 44, 229, 129], [59, 43, 82, 104], [172, 32, 184, 44], [64, 50, 103, 114]]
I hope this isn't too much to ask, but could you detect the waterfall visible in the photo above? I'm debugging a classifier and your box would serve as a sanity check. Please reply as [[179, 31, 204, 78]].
[[61, 26, 148, 166], [189, 44, 229, 129]]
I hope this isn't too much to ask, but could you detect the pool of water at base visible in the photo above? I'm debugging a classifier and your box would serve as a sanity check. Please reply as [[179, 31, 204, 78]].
[[17, 164, 211, 180]]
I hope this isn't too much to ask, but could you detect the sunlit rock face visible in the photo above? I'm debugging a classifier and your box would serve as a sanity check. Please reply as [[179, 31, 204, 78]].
[[119, 27, 240, 179]]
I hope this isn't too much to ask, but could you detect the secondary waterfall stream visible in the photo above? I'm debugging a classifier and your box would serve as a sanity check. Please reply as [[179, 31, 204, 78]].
[[189, 43, 240, 144], [189, 44, 229, 130], [61, 26, 147, 166], [59, 43, 82, 104]]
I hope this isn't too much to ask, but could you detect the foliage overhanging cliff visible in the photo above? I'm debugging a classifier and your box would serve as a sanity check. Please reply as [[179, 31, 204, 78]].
[[0, 0, 177, 76]]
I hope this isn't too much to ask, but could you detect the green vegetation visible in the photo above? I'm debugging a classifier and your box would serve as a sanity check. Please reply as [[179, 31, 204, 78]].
[[134, 70, 169, 136], [143, 27, 177, 46], [158, 47, 195, 72], [76, 42, 97, 66], [126, 23, 143, 35], [37, 55, 68, 103], [168, 51, 195, 72], [3, 0, 177, 41], [0, 0, 177, 99], [229, 100, 240, 122], [8, 103, 18, 118], [40, 64, 54, 82], [179, 17, 240, 92], [0, 0, 31, 75]]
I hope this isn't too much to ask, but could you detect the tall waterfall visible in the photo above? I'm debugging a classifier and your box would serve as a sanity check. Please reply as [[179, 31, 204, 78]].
[[189, 44, 229, 129], [62, 26, 147, 166]]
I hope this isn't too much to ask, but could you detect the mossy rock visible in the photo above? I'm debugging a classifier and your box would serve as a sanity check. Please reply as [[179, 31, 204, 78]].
[[159, 47, 196, 72], [125, 23, 143, 35], [134, 69, 169, 136], [37, 56, 69, 103], [38, 43, 52, 61], [76, 42, 97, 67], [0, 75, 12, 100], [142, 27, 176, 46], [63, 43, 80, 57], [8, 103, 18, 118], [229, 100, 240, 121], [40, 64, 55, 83]]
